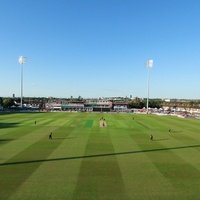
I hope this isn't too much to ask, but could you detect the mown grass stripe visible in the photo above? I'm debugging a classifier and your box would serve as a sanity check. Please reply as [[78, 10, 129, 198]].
[[1, 143, 200, 167], [84, 120, 93, 128], [110, 132, 174, 199], [8, 126, 91, 200], [72, 125, 129, 200], [130, 133, 200, 199], [0, 122, 70, 200], [0, 126, 54, 164]]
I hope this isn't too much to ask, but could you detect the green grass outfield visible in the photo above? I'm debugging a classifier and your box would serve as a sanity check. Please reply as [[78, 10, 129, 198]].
[[0, 112, 200, 200]]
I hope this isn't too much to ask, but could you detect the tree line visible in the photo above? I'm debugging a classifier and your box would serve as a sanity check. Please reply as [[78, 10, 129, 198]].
[[0, 97, 200, 110], [127, 98, 162, 109], [0, 97, 14, 108], [0, 97, 46, 110]]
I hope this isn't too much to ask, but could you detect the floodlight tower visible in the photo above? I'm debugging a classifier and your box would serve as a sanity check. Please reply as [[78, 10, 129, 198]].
[[18, 56, 26, 108], [146, 59, 153, 114]]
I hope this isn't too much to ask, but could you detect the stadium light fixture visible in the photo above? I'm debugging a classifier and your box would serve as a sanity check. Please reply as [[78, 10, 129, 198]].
[[18, 56, 26, 108], [146, 59, 153, 114]]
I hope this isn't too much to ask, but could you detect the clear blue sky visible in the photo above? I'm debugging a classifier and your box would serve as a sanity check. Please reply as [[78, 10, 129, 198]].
[[1, 0, 200, 99]]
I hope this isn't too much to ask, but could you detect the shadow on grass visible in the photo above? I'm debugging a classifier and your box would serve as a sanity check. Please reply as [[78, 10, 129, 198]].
[[1, 144, 200, 167], [0, 122, 20, 129], [0, 139, 14, 144], [0, 112, 40, 115], [172, 130, 182, 133], [52, 137, 76, 140], [153, 138, 169, 141]]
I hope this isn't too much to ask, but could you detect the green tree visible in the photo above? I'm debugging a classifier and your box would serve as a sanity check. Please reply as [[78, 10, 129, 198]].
[[128, 98, 145, 109], [149, 99, 162, 109], [0, 97, 3, 106], [3, 98, 14, 108], [39, 99, 45, 110]]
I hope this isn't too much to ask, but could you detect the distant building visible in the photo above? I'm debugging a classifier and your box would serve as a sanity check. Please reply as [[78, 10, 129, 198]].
[[113, 102, 128, 112], [62, 103, 84, 111], [85, 100, 112, 112], [45, 103, 62, 111], [164, 99, 170, 102]]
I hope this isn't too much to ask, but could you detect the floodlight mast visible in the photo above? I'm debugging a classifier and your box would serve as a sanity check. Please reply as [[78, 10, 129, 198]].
[[146, 59, 153, 114], [18, 56, 26, 108]]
